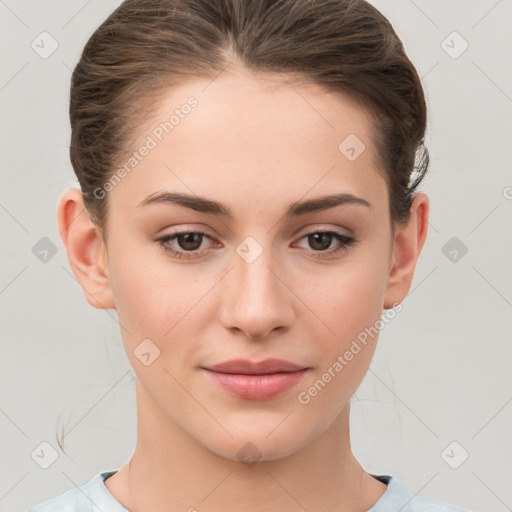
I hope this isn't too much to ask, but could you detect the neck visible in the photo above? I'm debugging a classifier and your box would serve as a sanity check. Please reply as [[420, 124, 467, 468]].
[[107, 378, 386, 512]]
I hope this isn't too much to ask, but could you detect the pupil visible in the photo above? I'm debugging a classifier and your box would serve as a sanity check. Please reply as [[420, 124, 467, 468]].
[[178, 233, 202, 250], [175, 233, 333, 252], [309, 232, 332, 251]]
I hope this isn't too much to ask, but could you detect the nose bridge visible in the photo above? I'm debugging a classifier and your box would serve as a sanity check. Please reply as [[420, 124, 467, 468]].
[[236, 249, 278, 301], [220, 236, 293, 339]]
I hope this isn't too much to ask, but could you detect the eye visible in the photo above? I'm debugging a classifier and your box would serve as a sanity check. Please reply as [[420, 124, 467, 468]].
[[154, 230, 215, 259], [294, 230, 355, 258], [154, 229, 356, 261]]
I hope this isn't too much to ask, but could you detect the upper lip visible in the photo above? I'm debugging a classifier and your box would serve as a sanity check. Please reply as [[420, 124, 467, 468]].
[[204, 358, 308, 375]]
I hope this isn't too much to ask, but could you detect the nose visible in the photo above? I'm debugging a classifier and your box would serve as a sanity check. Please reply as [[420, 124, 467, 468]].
[[219, 245, 295, 341]]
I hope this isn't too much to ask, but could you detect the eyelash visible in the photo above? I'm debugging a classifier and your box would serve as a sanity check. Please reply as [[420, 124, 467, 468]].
[[154, 229, 356, 260]]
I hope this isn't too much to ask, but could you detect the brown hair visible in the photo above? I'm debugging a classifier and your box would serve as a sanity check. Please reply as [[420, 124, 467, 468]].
[[70, 0, 428, 239]]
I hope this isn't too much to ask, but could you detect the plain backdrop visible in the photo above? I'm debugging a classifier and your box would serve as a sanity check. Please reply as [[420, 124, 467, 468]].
[[1, 1, 511, 511]]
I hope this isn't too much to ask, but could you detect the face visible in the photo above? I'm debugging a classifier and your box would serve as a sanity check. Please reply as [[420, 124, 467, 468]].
[[100, 66, 395, 462]]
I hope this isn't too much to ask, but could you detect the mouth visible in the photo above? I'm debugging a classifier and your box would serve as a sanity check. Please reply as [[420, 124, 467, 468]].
[[201, 359, 310, 400]]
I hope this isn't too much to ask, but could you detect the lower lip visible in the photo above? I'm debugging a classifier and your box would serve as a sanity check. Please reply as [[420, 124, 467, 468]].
[[203, 369, 308, 400]]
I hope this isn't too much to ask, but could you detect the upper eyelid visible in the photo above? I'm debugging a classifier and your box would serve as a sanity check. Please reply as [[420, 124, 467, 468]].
[[158, 227, 352, 249], [161, 222, 351, 236]]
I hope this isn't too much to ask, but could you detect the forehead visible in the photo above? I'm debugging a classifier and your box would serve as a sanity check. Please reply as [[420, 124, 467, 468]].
[[107, 66, 387, 217]]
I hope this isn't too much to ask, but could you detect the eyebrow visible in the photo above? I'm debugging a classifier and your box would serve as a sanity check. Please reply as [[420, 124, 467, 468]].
[[136, 191, 372, 218]]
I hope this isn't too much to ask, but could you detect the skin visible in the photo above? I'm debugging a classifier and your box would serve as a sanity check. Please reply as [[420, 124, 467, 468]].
[[58, 65, 428, 512]]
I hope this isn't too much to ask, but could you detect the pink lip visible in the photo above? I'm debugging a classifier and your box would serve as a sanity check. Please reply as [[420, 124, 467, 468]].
[[202, 359, 309, 400]]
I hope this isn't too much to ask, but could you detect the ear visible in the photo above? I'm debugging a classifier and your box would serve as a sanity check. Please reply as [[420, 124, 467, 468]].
[[57, 188, 116, 310], [383, 193, 429, 309]]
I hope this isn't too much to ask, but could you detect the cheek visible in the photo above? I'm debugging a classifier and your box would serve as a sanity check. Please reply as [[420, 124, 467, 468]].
[[293, 249, 389, 408], [295, 266, 385, 417], [305, 255, 388, 346], [108, 246, 217, 351]]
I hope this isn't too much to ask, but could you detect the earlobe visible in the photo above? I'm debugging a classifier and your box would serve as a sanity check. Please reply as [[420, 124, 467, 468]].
[[57, 188, 116, 310], [383, 193, 429, 309]]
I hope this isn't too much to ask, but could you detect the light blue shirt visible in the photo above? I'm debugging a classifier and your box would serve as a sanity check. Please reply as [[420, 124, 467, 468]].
[[28, 470, 469, 511]]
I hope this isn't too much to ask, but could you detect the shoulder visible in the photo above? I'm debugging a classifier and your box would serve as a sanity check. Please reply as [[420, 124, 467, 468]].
[[368, 475, 471, 512], [28, 470, 127, 512]]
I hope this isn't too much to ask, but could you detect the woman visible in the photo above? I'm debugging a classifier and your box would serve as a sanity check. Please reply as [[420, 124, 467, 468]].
[[29, 0, 469, 510]]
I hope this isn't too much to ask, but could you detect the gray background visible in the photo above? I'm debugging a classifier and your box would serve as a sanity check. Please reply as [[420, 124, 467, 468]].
[[1, 1, 511, 511]]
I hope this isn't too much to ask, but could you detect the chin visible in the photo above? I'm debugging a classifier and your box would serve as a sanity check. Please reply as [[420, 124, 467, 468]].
[[199, 421, 316, 465]]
